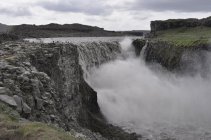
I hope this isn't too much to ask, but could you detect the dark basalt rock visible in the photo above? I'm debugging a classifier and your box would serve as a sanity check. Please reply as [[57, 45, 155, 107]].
[[0, 41, 140, 140], [141, 40, 210, 74], [132, 39, 211, 75], [151, 16, 211, 33], [132, 39, 146, 56], [144, 41, 184, 71], [78, 79, 141, 140]]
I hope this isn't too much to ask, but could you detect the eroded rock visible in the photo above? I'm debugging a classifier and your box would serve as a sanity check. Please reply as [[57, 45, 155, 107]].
[[0, 95, 17, 107], [0, 41, 139, 140]]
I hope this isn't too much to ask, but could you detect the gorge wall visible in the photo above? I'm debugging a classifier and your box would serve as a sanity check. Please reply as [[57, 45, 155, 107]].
[[132, 39, 211, 74], [1, 36, 210, 140], [0, 41, 140, 140]]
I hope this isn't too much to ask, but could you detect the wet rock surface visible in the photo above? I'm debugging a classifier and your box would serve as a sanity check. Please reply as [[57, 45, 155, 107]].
[[132, 39, 146, 56], [0, 41, 140, 139]]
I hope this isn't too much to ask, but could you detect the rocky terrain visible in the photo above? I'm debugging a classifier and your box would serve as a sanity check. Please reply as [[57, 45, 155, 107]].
[[0, 41, 141, 140]]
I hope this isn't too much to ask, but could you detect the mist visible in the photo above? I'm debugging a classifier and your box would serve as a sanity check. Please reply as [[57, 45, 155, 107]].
[[88, 38, 211, 139]]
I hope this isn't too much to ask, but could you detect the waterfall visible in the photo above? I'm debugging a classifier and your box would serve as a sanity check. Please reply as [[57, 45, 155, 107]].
[[77, 41, 121, 80], [88, 38, 211, 140], [140, 40, 148, 60]]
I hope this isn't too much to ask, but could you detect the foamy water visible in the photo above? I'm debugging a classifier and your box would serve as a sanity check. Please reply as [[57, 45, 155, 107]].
[[88, 38, 211, 140], [25, 36, 142, 44], [25, 36, 211, 139]]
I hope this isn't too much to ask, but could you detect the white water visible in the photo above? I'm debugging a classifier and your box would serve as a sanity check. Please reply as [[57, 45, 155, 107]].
[[25, 36, 142, 44], [88, 38, 211, 140]]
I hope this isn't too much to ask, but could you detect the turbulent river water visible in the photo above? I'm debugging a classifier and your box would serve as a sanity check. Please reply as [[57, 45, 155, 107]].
[[88, 38, 211, 140]]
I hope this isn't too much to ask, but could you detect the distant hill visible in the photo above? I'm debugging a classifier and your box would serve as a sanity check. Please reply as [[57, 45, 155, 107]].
[[6, 23, 143, 38], [120, 30, 147, 36], [0, 23, 18, 43]]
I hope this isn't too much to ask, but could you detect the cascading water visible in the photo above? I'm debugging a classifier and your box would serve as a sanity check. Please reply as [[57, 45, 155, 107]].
[[88, 38, 211, 140]]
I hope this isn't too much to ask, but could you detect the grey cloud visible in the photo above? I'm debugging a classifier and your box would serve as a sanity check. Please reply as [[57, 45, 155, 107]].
[[38, 0, 112, 16], [133, 0, 211, 12], [0, 7, 31, 17]]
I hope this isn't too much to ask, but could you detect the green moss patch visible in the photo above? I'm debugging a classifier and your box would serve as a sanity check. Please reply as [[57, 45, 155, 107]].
[[0, 103, 83, 140], [17, 122, 79, 140]]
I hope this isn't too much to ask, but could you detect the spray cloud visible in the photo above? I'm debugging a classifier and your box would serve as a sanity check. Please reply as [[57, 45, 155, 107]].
[[88, 38, 211, 139]]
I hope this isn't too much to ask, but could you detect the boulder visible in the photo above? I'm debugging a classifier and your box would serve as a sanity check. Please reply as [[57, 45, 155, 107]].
[[0, 95, 17, 107]]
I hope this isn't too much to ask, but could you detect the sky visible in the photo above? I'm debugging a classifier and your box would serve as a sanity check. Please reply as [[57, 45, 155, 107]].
[[1, 0, 211, 30]]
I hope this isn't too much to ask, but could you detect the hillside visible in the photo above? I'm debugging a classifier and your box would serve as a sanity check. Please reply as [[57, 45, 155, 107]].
[[7, 23, 142, 38]]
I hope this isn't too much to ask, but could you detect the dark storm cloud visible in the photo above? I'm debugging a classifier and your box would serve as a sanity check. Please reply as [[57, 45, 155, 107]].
[[0, 7, 31, 17], [38, 0, 112, 16], [133, 0, 211, 12]]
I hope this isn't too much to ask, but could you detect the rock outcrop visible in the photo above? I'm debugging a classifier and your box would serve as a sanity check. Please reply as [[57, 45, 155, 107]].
[[132, 39, 146, 56], [0, 41, 140, 140], [132, 39, 211, 74], [151, 16, 211, 32]]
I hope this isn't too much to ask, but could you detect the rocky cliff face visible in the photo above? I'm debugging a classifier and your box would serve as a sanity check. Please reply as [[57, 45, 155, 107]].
[[0, 41, 140, 140], [132, 39, 211, 74], [151, 16, 211, 32]]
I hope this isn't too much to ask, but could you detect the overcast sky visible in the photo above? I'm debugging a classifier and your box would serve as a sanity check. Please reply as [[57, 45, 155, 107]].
[[1, 0, 211, 30]]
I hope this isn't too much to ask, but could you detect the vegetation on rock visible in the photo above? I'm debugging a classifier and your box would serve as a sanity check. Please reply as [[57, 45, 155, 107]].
[[0, 103, 82, 140], [132, 17, 211, 71], [151, 26, 211, 47]]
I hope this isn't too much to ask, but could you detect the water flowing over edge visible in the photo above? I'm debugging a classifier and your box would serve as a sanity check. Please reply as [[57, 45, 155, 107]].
[[87, 38, 211, 140]]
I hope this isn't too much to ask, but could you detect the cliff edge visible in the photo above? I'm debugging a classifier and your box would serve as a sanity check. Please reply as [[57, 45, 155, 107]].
[[0, 41, 140, 140]]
